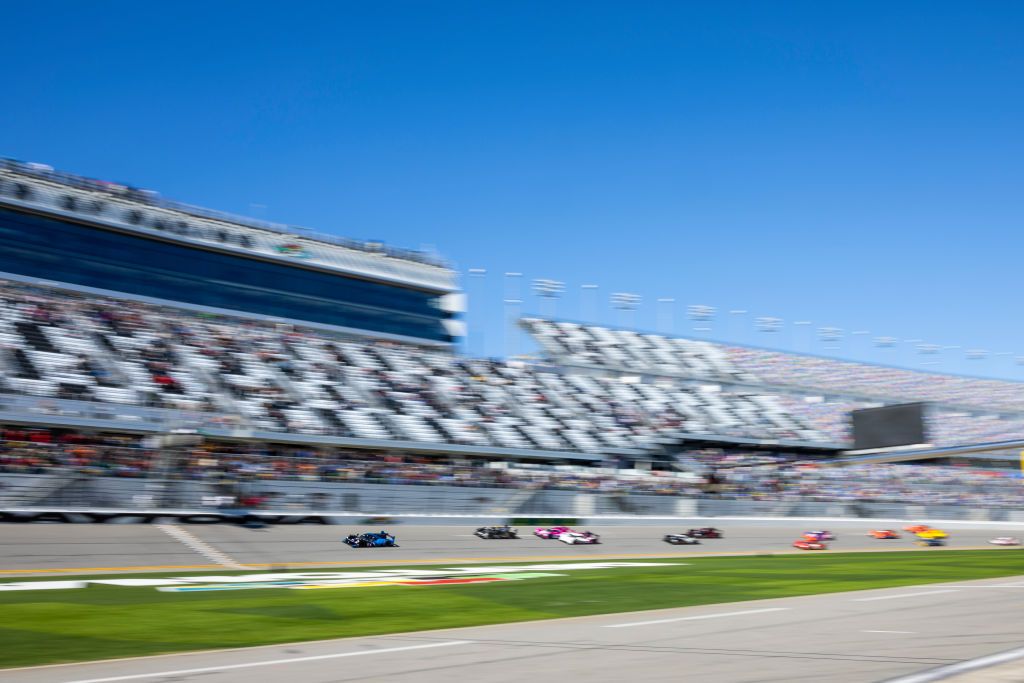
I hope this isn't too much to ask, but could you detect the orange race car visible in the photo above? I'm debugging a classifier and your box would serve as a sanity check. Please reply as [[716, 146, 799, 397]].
[[793, 539, 827, 550], [904, 524, 931, 534], [868, 529, 901, 539]]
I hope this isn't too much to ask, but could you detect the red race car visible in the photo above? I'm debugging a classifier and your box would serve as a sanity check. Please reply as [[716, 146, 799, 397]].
[[793, 539, 827, 550], [868, 529, 901, 539]]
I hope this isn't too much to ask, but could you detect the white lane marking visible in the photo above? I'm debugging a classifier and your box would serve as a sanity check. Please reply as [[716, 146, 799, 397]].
[[62, 641, 470, 683], [603, 607, 790, 628], [947, 583, 1024, 588], [884, 644, 1024, 683], [156, 524, 245, 570], [863, 630, 916, 634], [853, 589, 959, 602]]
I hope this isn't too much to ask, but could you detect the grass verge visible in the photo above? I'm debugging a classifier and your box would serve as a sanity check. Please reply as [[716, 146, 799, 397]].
[[2, 549, 1023, 668]]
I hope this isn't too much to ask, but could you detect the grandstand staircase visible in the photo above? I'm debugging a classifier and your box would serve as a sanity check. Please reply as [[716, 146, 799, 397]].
[[14, 321, 60, 353], [8, 348, 40, 379]]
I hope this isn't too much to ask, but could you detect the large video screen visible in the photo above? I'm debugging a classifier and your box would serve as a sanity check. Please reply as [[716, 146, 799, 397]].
[[852, 403, 928, 450]]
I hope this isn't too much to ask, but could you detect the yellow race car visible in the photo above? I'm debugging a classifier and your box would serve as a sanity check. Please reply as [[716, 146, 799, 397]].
[[916, 529, 948, 540]]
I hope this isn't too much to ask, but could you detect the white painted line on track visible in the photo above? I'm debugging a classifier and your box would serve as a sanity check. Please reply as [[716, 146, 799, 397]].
[[156, 524, 244, 570], [883, 644, 1024, 683], [603, 607, 790, 628], [61, 641, 471, 683], [853, 589, 959, 602], [863, 630, 916, 634]]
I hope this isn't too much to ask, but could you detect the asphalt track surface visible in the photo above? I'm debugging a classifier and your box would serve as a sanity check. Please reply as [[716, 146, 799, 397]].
[[6, 574, 1024, 683], [2, 521, 1022, 574]]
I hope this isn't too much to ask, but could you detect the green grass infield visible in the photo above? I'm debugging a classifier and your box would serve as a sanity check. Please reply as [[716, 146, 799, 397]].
[[2, 549, 1023, 668]]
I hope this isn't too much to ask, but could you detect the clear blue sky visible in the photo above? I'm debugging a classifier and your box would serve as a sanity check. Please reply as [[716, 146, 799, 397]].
[[4, 2, 1024, 378]]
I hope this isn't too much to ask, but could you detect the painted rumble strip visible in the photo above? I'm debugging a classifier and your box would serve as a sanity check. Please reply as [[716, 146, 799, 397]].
[[602, 607, 790, 628], [61, 641, 471, 683], [852, 589, 959, 602]]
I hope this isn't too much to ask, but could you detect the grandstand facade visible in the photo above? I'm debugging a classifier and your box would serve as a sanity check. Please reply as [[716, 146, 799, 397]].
[[0, 160, 462, 345]]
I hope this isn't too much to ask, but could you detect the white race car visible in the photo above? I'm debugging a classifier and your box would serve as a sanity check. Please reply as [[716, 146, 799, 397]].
[[557, 531, 600, 545], [989, 537, 1022, 546]]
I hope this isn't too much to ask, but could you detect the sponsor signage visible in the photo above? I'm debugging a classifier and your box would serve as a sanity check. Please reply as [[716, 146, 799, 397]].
[[0, 562, 678, 593]]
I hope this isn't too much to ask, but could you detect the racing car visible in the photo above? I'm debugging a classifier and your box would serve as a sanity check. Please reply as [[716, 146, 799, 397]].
[[557, 531, 600, 545], [793, 539, 827, 550], [916, 528, 948, 540], [989, 537, 1022, 546], [474, 525, 519, 539], [686, 527, 723, 539], [343, 531, 398, 548], [803, 530, 835, 541], [868, 529, 901, 539], [904, 524, 932, 534], [663, 533, 701, 545], [534, 526, 571, 539], [915, 537, 946, 547]]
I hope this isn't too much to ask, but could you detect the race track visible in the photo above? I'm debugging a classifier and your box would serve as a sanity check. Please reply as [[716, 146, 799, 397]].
[[6, 574, 1024, 682], [0, 520, 1020, 574]]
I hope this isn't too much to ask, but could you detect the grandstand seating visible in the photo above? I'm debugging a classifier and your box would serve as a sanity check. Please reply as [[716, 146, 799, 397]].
[[0, 282, 828, 455], [522, 318, 1024, 445]]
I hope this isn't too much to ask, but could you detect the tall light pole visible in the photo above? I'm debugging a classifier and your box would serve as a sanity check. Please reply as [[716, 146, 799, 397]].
[[687, 305, 716, 335], [532, 278, 565, 319], [756, 316, 783, 334], [656, 298, 675, 334], [504, 272, 523, 357], [467, 268, 487, 357], [611, 292, 641, 328], [917, 342, 941, 367], [818, 326, 843, 354], [850, 330, 870, 361], [793, 320, 812, 353], [581, 284, 599, 322], [728, 309, 748, 343]]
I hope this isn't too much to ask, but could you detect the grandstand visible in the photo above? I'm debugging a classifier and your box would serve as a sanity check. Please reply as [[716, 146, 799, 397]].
[[521, 318, 1024, 451], [1, 160, 1022, 515], [0, 160, 460, 344]]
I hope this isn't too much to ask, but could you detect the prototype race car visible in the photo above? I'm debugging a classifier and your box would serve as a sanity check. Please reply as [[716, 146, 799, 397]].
[[474, 525, 519, 539], [989, 537, 1022, 546], [803, 530, 835, 541], [916, 529, 948, 540], [904, 524, 932, 534], [557, 531, 600, 545], [663, 533, 700, 545], [686, 527, 723, 539], [915, 537, 946, 547], [534, 526, 571, 539], [344, 531, 398, 548], [868, 529, 901, 539], [793, 539, 827, 550]]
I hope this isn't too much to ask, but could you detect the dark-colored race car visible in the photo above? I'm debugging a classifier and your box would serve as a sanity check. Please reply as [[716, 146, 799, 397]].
[[343, 531, 398, 548], [475, 525, 519, 539], [915, 537, 947, 547], [686, 527, 723, 539], [663, 533, 701, 545]]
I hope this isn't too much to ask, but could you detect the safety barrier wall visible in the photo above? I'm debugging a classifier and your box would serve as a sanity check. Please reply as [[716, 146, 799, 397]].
[[2, 474, 1022, 522]]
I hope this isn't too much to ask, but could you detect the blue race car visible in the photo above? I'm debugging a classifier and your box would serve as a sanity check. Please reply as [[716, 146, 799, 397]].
[[344, 531, 398, 548]]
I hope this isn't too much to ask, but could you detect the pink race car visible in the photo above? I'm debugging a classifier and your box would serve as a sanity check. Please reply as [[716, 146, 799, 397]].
[[534, 526, 571, 539]]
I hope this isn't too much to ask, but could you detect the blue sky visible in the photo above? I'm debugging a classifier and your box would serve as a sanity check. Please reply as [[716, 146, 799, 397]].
[[3, 2, 1024, 378]]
